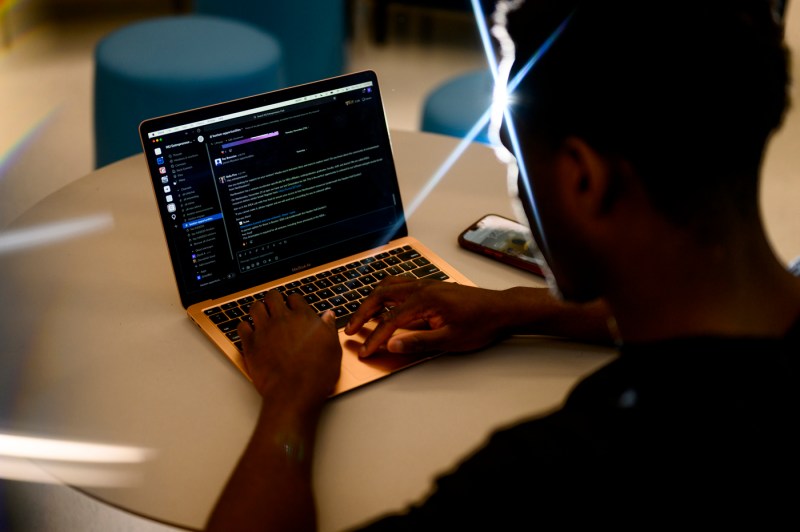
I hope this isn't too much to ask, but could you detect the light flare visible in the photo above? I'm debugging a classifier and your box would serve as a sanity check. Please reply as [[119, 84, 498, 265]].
[[0, 432, 156, 486], [0, 433, 154, 463], [0, 213, 114, 254], [400, 0, 570, 250]]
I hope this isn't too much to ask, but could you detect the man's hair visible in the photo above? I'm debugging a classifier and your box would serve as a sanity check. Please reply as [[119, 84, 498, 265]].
[[506, 0, 790, 231]]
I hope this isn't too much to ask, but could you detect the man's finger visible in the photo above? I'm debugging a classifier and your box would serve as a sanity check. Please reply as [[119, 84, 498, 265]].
[[345, 277, 416, 334], [386, 328, 451, 354], [320, 309, 336, 329], [285, 292, 313, 314], [261, 289, 286, 317], [358, 305, 420, 358], [248, 299, 269, 327]]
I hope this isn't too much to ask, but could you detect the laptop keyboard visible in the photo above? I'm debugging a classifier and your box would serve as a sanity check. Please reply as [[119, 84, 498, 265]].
[[202, 245, 450, 352]]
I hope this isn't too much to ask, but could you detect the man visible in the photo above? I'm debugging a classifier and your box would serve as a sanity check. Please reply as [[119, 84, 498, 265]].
[[206, 0, 799, 529]]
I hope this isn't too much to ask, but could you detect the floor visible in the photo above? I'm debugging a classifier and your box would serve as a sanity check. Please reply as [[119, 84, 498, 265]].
[[0, 3, 484, 531]]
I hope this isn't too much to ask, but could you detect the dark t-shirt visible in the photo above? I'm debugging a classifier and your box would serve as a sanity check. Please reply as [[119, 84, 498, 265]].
[[356, 318, 799, 530]]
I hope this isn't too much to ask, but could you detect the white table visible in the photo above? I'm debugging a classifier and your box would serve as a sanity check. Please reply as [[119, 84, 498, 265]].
[[1, 129, 796, 530]]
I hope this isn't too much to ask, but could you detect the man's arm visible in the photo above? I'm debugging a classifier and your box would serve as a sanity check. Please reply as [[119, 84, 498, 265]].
[[346, 277, 614, 358], [206, 399, 322, 532], [205, 292, 341, 532]]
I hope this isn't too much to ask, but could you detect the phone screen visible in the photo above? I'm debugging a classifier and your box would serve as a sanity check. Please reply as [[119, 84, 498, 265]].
[[459, 214, 542, 274]]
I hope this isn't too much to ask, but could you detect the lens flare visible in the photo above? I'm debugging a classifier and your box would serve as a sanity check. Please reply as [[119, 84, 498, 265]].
[[399, 0, 571, 252], [487, 1, 574, 297], [0, 213, 114, 254], [0, 432, 156, 486], [0, 106, 61, 180], [0, 433, 153, 463]]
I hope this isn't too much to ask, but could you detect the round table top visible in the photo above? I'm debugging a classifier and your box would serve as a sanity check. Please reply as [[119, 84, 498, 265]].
[[1, 129, 796, 530]]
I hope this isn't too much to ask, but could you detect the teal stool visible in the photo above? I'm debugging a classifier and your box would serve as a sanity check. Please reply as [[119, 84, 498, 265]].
[[421, 70, 494, 145], [194, 0, 345, 86], [93, 15, 284, 168]]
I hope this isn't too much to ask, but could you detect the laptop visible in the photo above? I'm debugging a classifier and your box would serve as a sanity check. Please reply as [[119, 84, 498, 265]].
[[139, 70, 474, 395]]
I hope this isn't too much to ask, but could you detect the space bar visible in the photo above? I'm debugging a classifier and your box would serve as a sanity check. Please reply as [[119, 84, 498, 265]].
[[335, 315, 351, 330]]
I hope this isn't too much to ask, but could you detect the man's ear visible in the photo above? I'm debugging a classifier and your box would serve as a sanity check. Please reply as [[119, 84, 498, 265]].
[[555, 136, 621, 219]]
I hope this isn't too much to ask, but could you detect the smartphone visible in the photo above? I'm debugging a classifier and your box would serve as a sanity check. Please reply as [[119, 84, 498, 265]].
[[458, 214, 544, 276]]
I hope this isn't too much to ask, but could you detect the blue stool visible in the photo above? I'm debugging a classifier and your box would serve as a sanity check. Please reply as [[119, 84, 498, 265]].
[[194, 0, 345, 87], [93, 15, 284, 168], [421, 70, 494, 145]]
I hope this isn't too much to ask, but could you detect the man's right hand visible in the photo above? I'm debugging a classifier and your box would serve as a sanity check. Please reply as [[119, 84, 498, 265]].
[[344, 277, 515, 358]]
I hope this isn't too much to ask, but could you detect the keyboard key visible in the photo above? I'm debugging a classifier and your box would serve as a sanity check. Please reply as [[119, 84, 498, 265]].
[[286, 281, 302, 289], [372, 260, 388, 270], [358, 287, 373, 297], [226, 307, 245, 319], [411, 265, 441, 278], [301, 284, 318, 294], [210, 312, 228, 324], [330, 295, 346, 306], [222, 302, 238, 310], [304, 294, 321, 304], [332, 284, 349, 294], [318, 289, 335, 299], [360, 275, 377, 284], [424, 272, 450, 281], [315, 279, 333, 289], [205, 306, 222, 316], [345, 270, 361, 280], [345, 279, 363, 290], [345, 302, 361, 313], [374, 271, 389, 281], [413, 257, 431, 267], [384, 256, 401, 266], [315, 301, 333, 312], [357, 265, 375, 275], [344, 291, 361, 302], [334, 314, 351, 329], [217, 319, 240, 333], [301, 275, 317, 284], [332, 274, 347, 284], [397, 250, 421, 261], [237, 296, 255, 305]]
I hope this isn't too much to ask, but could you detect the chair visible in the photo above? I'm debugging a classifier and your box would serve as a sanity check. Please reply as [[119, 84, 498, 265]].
[[193, 0, 345, 87], [93, 15, 283, 168], [420, 69, 493, 145]]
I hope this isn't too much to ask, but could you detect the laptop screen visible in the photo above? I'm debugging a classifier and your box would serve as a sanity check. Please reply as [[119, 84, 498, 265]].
[[139, 71, 408, 307]]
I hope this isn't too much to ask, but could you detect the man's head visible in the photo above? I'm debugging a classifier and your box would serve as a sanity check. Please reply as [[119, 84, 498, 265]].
[[502, 0, 790, 300]]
